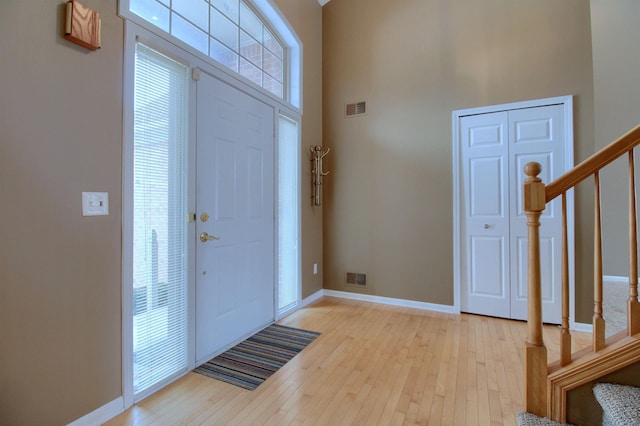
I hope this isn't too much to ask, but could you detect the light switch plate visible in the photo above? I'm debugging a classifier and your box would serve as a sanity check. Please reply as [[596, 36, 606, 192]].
[[82, 192, 109, 216]]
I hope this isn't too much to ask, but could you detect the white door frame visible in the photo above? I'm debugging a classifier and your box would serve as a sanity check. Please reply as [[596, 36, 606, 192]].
[[452, 95, 576, 325]]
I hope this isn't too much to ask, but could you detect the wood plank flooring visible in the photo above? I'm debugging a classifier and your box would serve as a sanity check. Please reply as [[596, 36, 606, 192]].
[[105, 296, 591, 425]]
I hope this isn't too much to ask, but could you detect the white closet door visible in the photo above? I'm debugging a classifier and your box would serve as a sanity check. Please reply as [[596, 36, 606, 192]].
[[460, 104, 566, 324]]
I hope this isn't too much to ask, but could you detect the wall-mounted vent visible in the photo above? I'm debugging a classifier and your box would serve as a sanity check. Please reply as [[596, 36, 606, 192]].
[[346, 272, 367, 287], [345, 101, 367, 118]]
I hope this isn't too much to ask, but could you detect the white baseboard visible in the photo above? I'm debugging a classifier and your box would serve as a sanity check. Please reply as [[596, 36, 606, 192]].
[[604, 275, 629, 283], [570, 275, 628, 333], [322, 289, 458, 314], [572, 321, 593, 333], [299, 289, 324, 308], [316, 289, 594, 330], [67, 396, 124, 426]]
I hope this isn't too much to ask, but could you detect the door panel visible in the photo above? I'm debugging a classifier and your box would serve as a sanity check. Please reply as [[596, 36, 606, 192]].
[[470, 157, 505, 216], [470, 236, 506, 297], [195, 72, 275, 363], [515, 236, 556, 300], [247, 148, 264, 218], [215, 139, 237, 220]]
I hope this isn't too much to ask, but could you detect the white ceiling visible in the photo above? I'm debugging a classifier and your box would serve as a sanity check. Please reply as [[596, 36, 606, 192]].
[[317, 0, 331, 5]]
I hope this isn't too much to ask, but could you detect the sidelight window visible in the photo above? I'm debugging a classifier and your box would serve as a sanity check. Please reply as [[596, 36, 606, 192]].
[[131, 42, 189, 398]]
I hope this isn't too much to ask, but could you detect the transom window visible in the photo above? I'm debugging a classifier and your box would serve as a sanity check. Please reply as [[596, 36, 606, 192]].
[[129, 0, 286, 98]]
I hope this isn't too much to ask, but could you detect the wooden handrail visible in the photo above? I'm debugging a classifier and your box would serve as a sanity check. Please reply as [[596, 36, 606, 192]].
[[546, 124, 640, 202]]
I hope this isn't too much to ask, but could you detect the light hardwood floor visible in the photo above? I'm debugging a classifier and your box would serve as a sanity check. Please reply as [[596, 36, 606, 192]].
[[105, 296, 591, 425]]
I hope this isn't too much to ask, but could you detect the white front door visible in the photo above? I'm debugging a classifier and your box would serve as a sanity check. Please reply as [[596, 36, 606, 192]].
[[459, 101, 569, 324], [195, 72, 275, 363]]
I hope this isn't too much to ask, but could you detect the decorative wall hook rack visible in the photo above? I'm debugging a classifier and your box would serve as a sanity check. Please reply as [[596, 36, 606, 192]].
[[311, 145, 330, 206], [64, 0, 102, 51]]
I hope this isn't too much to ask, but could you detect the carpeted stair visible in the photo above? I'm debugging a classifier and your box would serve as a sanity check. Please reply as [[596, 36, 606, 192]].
[[593, 383, 640, 426], [516, 412, 573, 426], [517, 383, 640, 426]]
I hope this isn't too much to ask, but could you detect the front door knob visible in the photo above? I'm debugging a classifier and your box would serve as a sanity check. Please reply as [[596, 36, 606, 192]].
[[200, 232, 221, 243]]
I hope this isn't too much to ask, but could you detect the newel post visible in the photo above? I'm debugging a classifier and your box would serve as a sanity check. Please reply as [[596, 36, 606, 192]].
[[523, 162, 548, 417]]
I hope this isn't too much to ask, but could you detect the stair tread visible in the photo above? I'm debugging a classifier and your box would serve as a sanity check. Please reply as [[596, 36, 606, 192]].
[[593, 383, 640, 426]]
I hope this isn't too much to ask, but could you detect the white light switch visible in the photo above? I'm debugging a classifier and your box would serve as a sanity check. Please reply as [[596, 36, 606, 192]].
[[313, 263, 318, 275], [82, 192, 109, 216]]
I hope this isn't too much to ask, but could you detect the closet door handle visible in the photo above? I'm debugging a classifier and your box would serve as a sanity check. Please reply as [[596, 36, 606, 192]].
[[483, 224, 491, 229]]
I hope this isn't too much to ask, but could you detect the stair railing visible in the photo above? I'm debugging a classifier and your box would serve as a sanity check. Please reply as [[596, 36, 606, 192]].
[[523, 124, 640, 418]]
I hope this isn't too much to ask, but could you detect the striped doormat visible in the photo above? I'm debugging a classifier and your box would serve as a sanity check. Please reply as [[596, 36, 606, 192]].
[[193, 324, 320, 390]]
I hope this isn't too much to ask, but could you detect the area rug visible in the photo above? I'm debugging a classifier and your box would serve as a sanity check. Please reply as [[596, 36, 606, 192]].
[[193, 324, 320, 390]]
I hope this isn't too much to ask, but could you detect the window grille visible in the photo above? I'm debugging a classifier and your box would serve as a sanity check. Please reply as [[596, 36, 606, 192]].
[[128, 0, 285, 98]]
